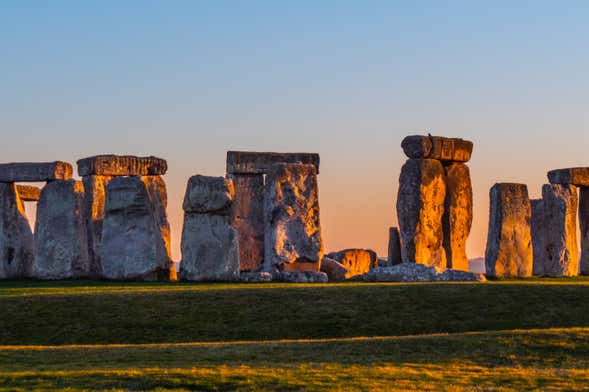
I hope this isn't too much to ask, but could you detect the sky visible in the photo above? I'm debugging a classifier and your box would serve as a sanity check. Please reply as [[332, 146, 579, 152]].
[[1, 1, 588, 261]]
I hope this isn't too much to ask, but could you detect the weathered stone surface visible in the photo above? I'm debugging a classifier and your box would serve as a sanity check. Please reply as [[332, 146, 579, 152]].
[[180, 213, 239, 281], [484, 183, 533, 277], [388, 227, 402, 266], [0, 183, 34, 278], [33, 180, 89, 279], [0, 162, 72, 182], [397, 159, 447, 268], [239, 271, 272, 283], [82, 175, 112, 278], [16, 185, 40, 201], [274, 270, 328, 283], [230, 174, 265, 271], [548, 167, 589, 187], [530, 199, 546, 276], [320, 256, 349, 281], [77, 155, 167, 176], [401, 135, 473, 162], [183, 175, 234, 214], [443, 163, 472, 271], [326, 249, 378, 278], [263, 164, 324, 271], [100, 176, 174, 280], [360, 263, 485, 282], [542, 184, 578, 276], [227, 151, 320, 174], [580, 188, 589, 275]]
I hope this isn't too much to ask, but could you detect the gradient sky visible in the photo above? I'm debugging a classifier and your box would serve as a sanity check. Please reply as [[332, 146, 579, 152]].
[[2, 1, 588, 261]]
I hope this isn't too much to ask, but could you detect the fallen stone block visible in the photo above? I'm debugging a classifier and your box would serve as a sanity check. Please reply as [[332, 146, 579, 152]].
[[362, 264, 440, 282], [274, 270, 328, 283], [263, 163, 324, 271], [387, 227, 402, 266], [33, 180, 89, 279], [239, 271, 273, 283], [443, 163, 472, 271], [397, 158, 447, 268], [548, 167, 589, 187], [542, 184, 578, 276], [182, 175, 234, 214], [100, 176, 174, 280], [326, 249, 377, 278], [484, 183, 533, 277], [0, 183, 34, 279], [77, 155, 167, 176], [16, 185, 40, 202], [401, 135, 473, 162], [0, 162, 72, 182], [435, 269, 486, 282], [230, 174, 265, 272], [320, 256, 349, 281], [179, 213, 240, 281], [530, 199, 546, 275], [227, 151, 320, 174]]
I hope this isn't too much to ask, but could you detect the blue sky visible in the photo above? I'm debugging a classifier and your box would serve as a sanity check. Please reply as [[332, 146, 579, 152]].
[[1, 1, 588, 259]]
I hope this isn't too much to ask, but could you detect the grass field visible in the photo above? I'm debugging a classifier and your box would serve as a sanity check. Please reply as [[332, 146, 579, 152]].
[[1, 279, 589, 390]]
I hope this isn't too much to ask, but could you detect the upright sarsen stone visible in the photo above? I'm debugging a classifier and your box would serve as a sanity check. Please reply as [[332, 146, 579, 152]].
[[443, 163, 472, 271], [33, 180, 89, 279], [179, 175, 239, 281], [100, 176, 173, 280], [530, 199, 546, 276], [0, 183, 34, 278], [82, 175, 112, 278], [230, 174, 265, 271], [397, 159, 446, 268], [484, 183, 532, 277], [542, 184, 578, 276], [387, 227, 402, 266], [263, 163, 324, 271], [580, 188, 589, 275]]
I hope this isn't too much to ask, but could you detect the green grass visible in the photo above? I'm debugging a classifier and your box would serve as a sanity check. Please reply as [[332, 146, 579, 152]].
[[1, 279, 589, 390]]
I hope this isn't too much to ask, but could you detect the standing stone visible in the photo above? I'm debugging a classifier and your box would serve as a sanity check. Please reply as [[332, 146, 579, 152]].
[[326, 249, 378, 278], [0, 183, 34, 278], [442, 163, 472, 271], [530, 199, 546, 276], [0, 162, 72, 182], [387, 227, 402, 266], [100, 176, 173, 280], [33, 180, 89, 279], [82, 175, 112, 278], [264, 164, 324, 272], [180, 176, 239, 281], [580, 188, 589, 275], [542, 184, 578, 276], [397, 159, 447, 268], [230, 174, 265, 271], [484, 183, 533, 277]]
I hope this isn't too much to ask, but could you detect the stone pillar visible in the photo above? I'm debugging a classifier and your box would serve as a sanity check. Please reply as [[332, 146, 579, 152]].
[[180, 175, 239, 281], [484, 183, 533, 277], [442, 163, 472, 271], [100, 176, 174, 280], [263, 163, 324, 272], [229, 174, 265, 271], [542, 184, 578, 276], [82, 175, 112, 278], [530, 199, 546, 276], [0, 183, 34, 278], [396, 158, 446, 268], [33, 180, 89, 279], [387, 227, 402, 265], [580, 187, 589, 275]]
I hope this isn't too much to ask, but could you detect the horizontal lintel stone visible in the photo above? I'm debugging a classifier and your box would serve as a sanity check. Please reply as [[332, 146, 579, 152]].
[[77, 155, 167, 176], [401, 135, 473, 162], [16, 185, 41, 201], [548, 168, 589, 187], [0, 162, 72, 182], [226, 151, 320, 174]]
